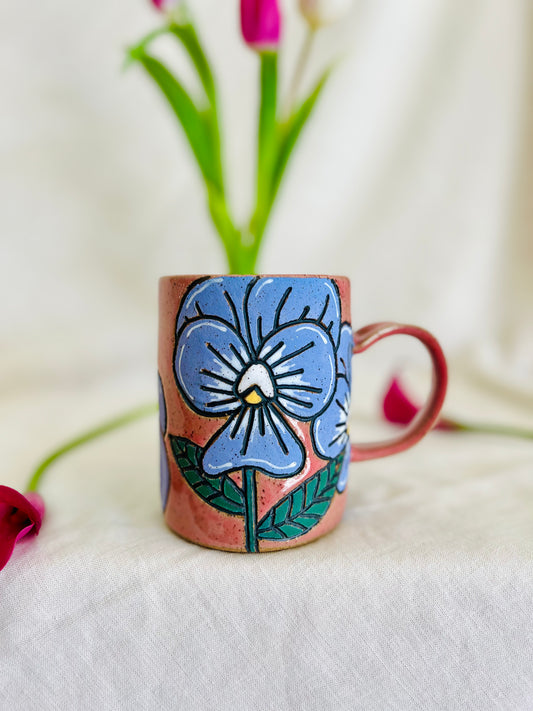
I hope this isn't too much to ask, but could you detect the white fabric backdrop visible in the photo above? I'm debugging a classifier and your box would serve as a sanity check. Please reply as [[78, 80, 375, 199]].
[[1, 1, 532, 709]]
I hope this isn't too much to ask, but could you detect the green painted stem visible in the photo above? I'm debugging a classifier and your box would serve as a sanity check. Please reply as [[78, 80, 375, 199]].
[[26, 403, 158, 493], [243, 468, 258, 553]]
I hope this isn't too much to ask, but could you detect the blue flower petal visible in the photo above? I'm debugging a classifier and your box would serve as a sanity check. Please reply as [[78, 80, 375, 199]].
[[175, 318, 250, 415], [158, 376, 170, 509], [312, 376, 351, 459], [176, 277, 251, 335], [158, 374, 167, 434], [246, 277, 342, 352], [260, 322, 336, 420], [337, 323, 353, 384], [202, 404, 305, 478], [336, 442, 351, 493], [160, 430, 170, 510]]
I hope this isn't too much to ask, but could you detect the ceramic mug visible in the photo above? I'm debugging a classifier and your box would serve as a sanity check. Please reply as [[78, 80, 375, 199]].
[[158, 274, 447, 553]]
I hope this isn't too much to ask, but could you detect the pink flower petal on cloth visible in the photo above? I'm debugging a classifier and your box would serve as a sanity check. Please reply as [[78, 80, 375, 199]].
[[0, 486, 44, 571], [383, 377, 419, 425], [382, 376, 457, 431]]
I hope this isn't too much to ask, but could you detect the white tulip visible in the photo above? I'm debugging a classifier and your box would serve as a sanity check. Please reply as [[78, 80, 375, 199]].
[[298, 0, 355, 29]]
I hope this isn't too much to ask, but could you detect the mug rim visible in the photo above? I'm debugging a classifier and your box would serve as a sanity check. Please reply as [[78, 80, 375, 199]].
[[159, 273, 350, 282]]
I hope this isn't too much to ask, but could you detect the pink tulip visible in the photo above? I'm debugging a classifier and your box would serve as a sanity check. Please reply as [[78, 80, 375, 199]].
[[151, 0, 181, 12], [240, 0, 281, 51], [0, 486, 45, 571], [383, 377, 458, 431]]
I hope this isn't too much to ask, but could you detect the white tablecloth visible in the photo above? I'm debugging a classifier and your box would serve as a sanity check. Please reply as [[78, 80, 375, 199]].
[[2, 371, 532, 711]]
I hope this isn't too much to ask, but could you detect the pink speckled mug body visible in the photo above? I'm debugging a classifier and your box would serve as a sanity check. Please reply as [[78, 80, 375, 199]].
[[158, 275, 447, 553]]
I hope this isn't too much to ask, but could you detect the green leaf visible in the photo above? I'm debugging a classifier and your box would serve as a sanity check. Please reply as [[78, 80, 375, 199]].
[[252, 53, 278, 237], [257, 450, 345, 540], [257, 52, 278, 194], [124, 26, 167, 70], [270, 68, 330, 206], [127, 24, 242, 273], [169, 23, 217, 106], [169, 23, 224, 189], [247, 63, 329, 273], [134, 52, 222, 192], [169, 435, 245, 516]]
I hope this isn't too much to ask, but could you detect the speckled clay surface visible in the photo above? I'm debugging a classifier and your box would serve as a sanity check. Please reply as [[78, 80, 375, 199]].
[[158, 275, 352, 553], [158, 275, 449, 553]]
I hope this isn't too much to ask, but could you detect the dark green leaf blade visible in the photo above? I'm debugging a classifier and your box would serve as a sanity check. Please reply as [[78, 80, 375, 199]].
[[257, 450, 345, 541], [169, 435, 244, 516]]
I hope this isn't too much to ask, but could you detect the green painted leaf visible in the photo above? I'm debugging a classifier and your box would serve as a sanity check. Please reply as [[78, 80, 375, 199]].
[[257, 451, 345, 541], [169, 435, 244, 516]]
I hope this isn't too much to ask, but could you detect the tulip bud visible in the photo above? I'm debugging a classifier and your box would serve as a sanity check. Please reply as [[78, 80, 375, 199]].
[[151, 0, 183, 14], [240, 0, 281, 51], [298, 0, 354, 29]]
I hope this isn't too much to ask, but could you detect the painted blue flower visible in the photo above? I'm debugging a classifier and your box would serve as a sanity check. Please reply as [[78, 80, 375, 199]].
[[159, 374, 170, 509], [312, 324, 352, 492], [174, 277, 341, 478]]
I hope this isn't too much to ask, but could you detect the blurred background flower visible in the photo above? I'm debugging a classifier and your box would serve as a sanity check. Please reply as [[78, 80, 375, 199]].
[[298, 0, 354, 28], [151, 0, 184, 16], [240, 0, 281, 50]]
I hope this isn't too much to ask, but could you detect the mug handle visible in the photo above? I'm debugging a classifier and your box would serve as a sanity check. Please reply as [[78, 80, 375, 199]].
[[350, 322, 448, 463]]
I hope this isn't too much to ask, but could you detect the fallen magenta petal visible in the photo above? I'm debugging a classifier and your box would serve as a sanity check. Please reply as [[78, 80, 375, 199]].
[[0, 486, 45, 571], [382, 376, 458, 431], [382, 377, 420, 425]]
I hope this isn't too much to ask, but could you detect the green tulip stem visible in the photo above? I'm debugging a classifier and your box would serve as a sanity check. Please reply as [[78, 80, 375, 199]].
[[26, 403, 158, 493], [453, 420, 533, 440], [129, 14, 329, 275]]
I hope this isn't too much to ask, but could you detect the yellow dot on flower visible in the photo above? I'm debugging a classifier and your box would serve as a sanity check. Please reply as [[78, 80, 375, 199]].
[[244, 388, 263, 405]]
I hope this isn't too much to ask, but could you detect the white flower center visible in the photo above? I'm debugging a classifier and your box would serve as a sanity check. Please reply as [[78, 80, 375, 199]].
[[237, 363, 275, 404]]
